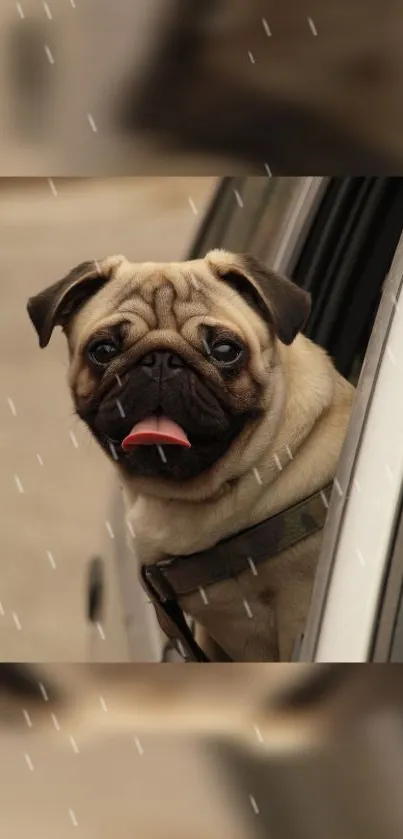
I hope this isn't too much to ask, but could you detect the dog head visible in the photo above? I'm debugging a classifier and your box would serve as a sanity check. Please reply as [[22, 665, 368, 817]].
[[27, 251, 310, 486]]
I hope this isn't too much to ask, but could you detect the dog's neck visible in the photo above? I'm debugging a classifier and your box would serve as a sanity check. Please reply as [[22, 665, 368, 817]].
[[122, 335, 354, 660]]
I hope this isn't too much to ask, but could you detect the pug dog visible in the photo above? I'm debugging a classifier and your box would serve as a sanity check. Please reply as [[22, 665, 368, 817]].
[[27, 251, 355, 661]]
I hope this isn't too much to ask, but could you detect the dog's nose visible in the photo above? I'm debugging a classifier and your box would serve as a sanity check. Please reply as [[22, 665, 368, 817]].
[[139, 350, 185, 377]]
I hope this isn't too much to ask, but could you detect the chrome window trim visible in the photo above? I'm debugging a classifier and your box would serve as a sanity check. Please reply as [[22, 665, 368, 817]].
[[373, 493, 403, 662], [301, 233, 403, 662], [188, 176, 327, 276], [268, 176, 328, 275]]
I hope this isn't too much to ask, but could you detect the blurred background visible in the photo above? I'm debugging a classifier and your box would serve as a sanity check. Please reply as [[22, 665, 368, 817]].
[[0, 176, 215, 660], [1, 662, 403, 838], [1, 0, 403, 173]]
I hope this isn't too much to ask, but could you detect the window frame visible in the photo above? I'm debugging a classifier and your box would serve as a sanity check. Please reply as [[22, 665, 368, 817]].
[[187, 176, 327, 273]]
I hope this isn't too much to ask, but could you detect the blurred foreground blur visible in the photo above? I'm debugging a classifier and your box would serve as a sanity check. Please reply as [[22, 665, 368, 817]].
[[1, 663, 403, 838], [0, 0, 402, 173]]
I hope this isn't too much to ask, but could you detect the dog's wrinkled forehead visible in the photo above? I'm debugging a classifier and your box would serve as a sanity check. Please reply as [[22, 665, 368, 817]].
[[76, 251, 249, 311], [90, 254, 212, 310], [68, 251, 266, 348], [27, 249, 311, 351]]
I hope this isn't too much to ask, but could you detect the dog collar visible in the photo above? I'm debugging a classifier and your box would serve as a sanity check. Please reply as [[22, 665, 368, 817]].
[[140, 481, 334, 663]]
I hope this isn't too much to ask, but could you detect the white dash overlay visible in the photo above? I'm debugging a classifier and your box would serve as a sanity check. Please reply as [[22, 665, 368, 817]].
[[96, 622, 105, 640], [234, 189, 244, 208], [7, 396, 17, 415], [69, 809, 78, 827], [52, 713, 61, 731], [105, 520, 115, 539], [44, 45, 55, 64], [69, 430, 79, 448], [262, 17, 271, 36], [48, 178, 58, 196], [87, 113, 98, 132], [38, 682, 49, 701], [24, 753, 34, 771], [254, 724, 264, 743], [23, 709, 33, 728], [12, 612, 22, 630], [46, 550, 56, 569], [99, 696, 108, 712], [14, 475, 24, 494], [243, 599, 253, 618]]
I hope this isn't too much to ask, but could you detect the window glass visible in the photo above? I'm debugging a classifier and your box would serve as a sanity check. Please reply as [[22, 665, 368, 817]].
[[195, 177, 311, 266]]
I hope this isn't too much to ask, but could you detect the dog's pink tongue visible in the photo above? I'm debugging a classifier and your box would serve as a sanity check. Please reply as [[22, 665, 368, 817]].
[[121, 415, 191, 450]]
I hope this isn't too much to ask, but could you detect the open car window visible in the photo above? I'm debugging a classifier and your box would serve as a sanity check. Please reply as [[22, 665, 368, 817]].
[[188, 176, 325, 272]]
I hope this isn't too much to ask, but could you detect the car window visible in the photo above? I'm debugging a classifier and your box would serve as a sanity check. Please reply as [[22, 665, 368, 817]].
[[190, 176, 325, 274]]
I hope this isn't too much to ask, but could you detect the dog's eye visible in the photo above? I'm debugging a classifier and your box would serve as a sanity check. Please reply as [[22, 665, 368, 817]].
[[210, 341, 243, 365], [87, 340, 120, 367]]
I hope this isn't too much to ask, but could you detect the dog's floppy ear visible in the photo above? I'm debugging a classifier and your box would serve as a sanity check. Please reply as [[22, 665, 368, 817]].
[[27, 260, 112, 348], [206, 250, 311, 345]]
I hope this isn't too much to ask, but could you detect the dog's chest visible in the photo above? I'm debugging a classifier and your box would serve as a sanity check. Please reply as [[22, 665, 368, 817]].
[[124, 495, 227, 564], [123, 479, 281, 565]]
